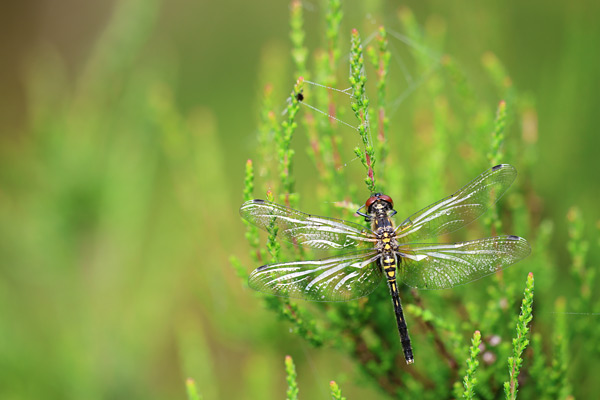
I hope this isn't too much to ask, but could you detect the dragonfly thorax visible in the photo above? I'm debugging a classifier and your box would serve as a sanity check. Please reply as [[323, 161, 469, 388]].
[[368, 204, 398, 254]]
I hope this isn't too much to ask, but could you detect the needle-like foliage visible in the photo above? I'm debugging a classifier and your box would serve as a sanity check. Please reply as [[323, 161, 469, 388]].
[[233, 1, 598, 399]]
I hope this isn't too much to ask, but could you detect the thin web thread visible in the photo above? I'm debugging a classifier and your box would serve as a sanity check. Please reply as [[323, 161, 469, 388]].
[[279, 26, 443, 170]]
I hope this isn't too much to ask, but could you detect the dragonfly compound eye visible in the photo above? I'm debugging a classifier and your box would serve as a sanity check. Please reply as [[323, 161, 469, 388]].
[[366, 193, 394, 210], [378, 194, 394, 208]]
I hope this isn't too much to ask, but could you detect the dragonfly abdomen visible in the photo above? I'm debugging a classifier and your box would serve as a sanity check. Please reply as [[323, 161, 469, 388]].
[[380, 253, 415, 364]]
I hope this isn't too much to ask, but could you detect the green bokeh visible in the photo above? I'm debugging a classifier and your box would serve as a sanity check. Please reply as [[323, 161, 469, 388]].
[[1, 0, 599, 399]]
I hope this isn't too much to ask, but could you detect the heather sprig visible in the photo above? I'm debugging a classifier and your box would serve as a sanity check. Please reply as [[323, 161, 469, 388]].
[[504, 272, 534, 400], [367, 26, 391, 192], [285, 355, 299, 400], [349, 28, 377, 193], [488, 100, 507, 167], [546, 297, 571, 399], [290, 0, 308, 79], [485, 100, 507, 235], [279, 77, 304, 206], [185, 378, 203, 400], [462, 330, 482, 400], [330, 380, 346, 400], [567, 206, 592, 302], [233, 2, 575, 399], [242, 159, 262, 263]]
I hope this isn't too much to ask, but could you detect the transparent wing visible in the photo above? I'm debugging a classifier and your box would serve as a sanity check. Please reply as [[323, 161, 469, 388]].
[[240, 199, 373, 249], [248, 250, 383, 301], [395, 164, 517, 242], [397, 235, 531, 289]]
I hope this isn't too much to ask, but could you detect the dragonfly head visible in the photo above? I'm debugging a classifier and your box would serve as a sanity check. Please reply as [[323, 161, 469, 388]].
[[365, 193, 395, 215]]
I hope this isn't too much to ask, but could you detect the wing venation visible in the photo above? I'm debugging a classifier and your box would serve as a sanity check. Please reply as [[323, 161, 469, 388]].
[[398, 235, 531, 289], [240, 200, 373, 249], [248, 250, 382, 301]]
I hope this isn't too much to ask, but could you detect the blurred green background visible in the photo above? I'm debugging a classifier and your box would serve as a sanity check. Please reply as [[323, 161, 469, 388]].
[[1, 0, 599, 399]]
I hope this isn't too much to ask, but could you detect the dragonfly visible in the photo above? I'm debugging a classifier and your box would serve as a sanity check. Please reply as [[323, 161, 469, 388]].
[[239, 164, 531, 364]]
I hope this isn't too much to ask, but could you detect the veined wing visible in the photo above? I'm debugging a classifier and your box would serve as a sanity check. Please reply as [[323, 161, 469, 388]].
[[395, 164, 517, 242], [248, 250, 383, 301], [397, 235, 531, 289], [240, 199, 374, 249]]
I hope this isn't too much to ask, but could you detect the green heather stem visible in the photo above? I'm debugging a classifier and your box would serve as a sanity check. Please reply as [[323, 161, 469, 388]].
[[285, 355, 299, 400], [279, 77, 304, 206], [243, 159, 254, 202], [320, 0, 344, 199], [398, 6, 446, 203], [441, 54, 477, 115], [488, 100, 507, 166], [368, 26, 391, 192], [229, 255, 249, 283], [280, 299, 323, 346], [547, 297, 571, 398], [185, 378, 203, 400], [265, 190, 281, 263], [325, 0, 343, 70], [481, 52, 516, 146], [529, 332, 549, 397], [311, 52, 343, 208], [257, 84, 277, 185], [349, 28, 376, 193], [462, 330, 482, 400], [504, 272, 534, 400], [302, 0, 346, 211], [242, 159, 262, 263], [406, 302, 464, 368], [290, 0, 308, 79], [482, 51, 513, 96], [329, 380, 346, 400], [484, 100, 507, 235], [567, 207, 591, 302]]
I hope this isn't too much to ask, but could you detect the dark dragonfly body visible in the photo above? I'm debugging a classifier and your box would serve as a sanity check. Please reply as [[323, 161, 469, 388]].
[[367, 194, 414, 363], [240, 164, 531, 364]]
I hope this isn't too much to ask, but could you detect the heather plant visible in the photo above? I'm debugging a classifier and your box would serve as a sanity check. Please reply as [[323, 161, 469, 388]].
[[231, 0, 600, 398], [0, 0, 598, 399]]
